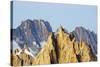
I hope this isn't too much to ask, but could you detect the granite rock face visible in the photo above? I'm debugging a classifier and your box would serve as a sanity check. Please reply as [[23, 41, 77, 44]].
[[11, 19, 52, 56], [70, 27, 97, 55], [55, 27, 78, 63]]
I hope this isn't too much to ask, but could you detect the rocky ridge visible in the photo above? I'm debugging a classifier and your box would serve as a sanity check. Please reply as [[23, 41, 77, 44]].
[[11, 19, 97, 66]]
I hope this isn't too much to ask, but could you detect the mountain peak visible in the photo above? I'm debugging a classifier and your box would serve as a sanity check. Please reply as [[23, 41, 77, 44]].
[[56, 25, 68, 33], [59, 25, 64, 31], [71, 26, 97, 55], [12, 19, 52, 56]]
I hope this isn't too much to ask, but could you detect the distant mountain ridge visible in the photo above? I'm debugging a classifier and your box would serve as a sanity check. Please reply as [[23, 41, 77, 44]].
[[70, 26, 97, 55], [11, 19, 52, 56]]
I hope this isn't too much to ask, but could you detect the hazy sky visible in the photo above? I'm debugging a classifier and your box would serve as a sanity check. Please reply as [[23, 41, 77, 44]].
[[12, 1, 97, 33]]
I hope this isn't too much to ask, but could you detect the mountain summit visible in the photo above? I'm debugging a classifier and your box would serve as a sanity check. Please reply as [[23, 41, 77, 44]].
[[70, 26, 97, 55], [11, 19, 52, 56]]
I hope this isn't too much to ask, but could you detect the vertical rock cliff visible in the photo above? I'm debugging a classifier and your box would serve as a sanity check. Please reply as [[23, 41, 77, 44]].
[[56, 26, 78, 63]]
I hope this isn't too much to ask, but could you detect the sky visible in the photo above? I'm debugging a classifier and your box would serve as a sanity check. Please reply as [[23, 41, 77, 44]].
[[12, 1, 97, 33]]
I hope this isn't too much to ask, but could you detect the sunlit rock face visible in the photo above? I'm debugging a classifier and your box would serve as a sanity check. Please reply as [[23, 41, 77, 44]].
[[55, 26, 97, 63], [56, 26, 78, 63]]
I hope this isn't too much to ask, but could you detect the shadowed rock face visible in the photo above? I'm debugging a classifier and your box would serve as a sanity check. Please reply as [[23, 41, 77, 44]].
[[70, 27, 97, 55], [11, 19, 52, 56], [11, 20, 97, 66]]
